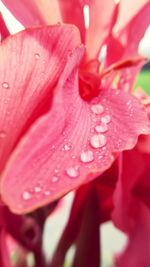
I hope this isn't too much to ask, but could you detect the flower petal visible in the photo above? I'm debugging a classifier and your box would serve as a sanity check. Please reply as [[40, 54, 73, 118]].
[[1, 0, 62, 27], [0, 25, 82, 171], [59, 0, 86, 43], [113, 0, 150, 34], [0, 229, 13, 267], [1, 74, 150, 214], [86, 0, 116, 59], [0, 12, 10, 40], [116, 205, 150, 267]]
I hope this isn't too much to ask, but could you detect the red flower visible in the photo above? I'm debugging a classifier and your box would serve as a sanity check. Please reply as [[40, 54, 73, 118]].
[[0, 0, 150, 218]]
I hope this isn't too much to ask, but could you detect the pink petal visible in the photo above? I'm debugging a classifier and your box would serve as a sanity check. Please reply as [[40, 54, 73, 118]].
[[116, 205, 150, 267], [0, 25, 82, 171], [1, 79, 150, 213], [1, 0, 62, 27], [59, 0, 86, 43], [86, 0, 116, 59], [106, 2, 150, 90], [113, 0, 150, 34]]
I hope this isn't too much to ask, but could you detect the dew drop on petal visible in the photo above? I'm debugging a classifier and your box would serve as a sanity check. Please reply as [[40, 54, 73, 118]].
[[2, 82, 9, 89], [90, 134, 107, 148], [91, 104, 104, 114], [95, 124, 108, 133], [80, 150, 94, 163], [35, 53, 40, 59], [66, 167, 79, 178], [52, 176, 59, 183], [63, 144, 71, 151], [22, 191, 31, 200], [101, 115, 111, 124]]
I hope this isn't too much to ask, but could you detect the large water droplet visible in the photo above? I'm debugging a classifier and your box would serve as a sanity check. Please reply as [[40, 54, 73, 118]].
[[90, 134, 107, 148], [22, 191, 31, 200], [80, 150, 94, 163], [91, 104, 104, 114], [66, 167, 79, 178], [2, 82, 9, 89], [95, 124, 108, 133], [101, 115, 111, 124], [35, 53, 40, 59]]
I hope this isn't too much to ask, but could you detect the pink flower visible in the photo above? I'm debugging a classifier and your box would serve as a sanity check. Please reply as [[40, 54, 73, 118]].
[[0, 0, 150, 217]]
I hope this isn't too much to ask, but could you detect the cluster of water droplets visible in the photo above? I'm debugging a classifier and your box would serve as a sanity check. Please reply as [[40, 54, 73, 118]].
[[22, 101, 112, 202]]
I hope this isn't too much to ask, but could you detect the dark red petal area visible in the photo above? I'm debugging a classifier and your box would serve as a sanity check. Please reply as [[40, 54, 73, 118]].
[[1, 80, 150, 213], [0, 24, 82, 171], [0, 13, 10, 40], [0, 229, 12, 267]]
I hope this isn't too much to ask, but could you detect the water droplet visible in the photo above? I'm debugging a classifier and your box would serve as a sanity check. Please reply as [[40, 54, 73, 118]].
[[90, 134, 107, 148], [63, 144, 71, 151], [22, 191, 31, 200], [2, 82, 9, 89], [52, 176, 59, 183], [91, 104, 104, 114], [0, 131, 6, 138], [101, 115, 111, 124], [54, 169, 59, 173], [66, 167, 79, 178], [34, 187, 41, 193], [35, 53, 40, 59], [80, 150, 94, 163], [95, 124, 108, 133]]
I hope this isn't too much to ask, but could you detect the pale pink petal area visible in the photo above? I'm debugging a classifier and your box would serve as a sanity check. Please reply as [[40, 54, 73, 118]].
[[1, 0, 62, 27], [59, 0, 86, 43], [86, 0, 116, 59], [1, 77, 150, 214], [113, 0, 150, 34], [106, 2, 150, 91], [0, 25, 82, 171]]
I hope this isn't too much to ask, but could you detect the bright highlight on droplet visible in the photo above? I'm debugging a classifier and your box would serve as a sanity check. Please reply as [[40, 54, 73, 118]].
[[66, 167, 79, 178], [91, 104, 104, 114], [90, 134, 107, 148]]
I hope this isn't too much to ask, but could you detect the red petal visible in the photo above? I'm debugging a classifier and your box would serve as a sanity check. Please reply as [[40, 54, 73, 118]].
[[116, 205, 150, 267], [86, 0, 116, 59], [0, 13, 10, 40], [59, 0, 86, 43], [1, 80, 149, 213], [0, 229, 12, 267], [1, 0, 62, 27], [0, 25, 82, 171]]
